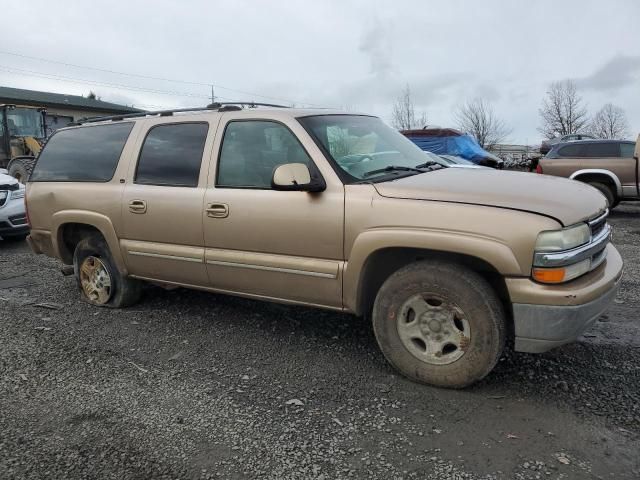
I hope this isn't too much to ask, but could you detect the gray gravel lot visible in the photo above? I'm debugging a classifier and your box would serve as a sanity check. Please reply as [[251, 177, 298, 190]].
[[1, 204, 639, 480]]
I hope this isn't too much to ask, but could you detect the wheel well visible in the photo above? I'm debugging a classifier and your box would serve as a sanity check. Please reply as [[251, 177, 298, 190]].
[[356, 247, 513, 333], [572, 173, 618, 198], [58, 223, 104, 265]]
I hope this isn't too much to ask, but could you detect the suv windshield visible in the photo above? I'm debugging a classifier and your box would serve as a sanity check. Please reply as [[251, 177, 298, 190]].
[[299, 115, 446, 182], [6, 108, 45, 138]]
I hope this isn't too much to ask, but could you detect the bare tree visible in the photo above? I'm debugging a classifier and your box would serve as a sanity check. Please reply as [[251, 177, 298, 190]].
[[538, 80, 589, 139], [454, 98, 511, 148], [391, 84, 427, 130], [589, 103, 630, 139]]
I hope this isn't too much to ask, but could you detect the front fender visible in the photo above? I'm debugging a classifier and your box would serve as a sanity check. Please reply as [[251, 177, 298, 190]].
[[343, 228, 523, 313], [51, 210, 127, 274]]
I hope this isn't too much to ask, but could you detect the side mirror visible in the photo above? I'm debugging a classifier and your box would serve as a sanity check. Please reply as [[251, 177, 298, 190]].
[[271, 163, 325, 192]]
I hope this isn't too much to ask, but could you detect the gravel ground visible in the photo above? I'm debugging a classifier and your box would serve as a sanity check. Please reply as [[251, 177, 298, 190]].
[[1, 203, 639, 480]]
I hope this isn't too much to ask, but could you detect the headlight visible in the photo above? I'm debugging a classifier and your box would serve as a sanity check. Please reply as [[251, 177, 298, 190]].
[[11, 189, 25, 200], [535, 223, 590, 252]]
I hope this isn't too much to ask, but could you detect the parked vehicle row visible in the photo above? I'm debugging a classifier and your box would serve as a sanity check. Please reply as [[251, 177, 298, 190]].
[[25, 105, 621, 388]]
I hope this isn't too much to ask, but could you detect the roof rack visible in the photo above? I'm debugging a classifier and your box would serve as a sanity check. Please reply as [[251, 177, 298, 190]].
[[72, 102, 291, 125]]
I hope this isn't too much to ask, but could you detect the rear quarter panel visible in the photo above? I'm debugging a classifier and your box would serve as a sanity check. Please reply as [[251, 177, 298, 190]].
[[26, 121, 144, 269]]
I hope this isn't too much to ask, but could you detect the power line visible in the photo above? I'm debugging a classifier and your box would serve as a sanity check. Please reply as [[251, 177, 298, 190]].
[[0, 65, 234, 101], [0, 49, 326, 107]]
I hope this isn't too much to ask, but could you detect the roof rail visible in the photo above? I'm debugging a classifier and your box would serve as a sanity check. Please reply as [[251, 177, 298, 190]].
[[73, 102, 291, 125]]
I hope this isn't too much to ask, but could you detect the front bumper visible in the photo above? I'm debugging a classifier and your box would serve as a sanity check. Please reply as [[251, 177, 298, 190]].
[[507, 244, 623, 353]]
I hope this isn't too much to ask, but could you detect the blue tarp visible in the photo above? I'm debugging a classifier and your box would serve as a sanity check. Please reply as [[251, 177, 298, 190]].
[[406, 134, 490, 164]]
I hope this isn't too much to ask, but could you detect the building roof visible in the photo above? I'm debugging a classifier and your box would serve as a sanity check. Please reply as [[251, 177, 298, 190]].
[[0, 86, 140, 114]]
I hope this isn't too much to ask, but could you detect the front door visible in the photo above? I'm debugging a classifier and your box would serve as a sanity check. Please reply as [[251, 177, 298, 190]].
[[121, 119, 216, 286], [203, 116, 344, 308]]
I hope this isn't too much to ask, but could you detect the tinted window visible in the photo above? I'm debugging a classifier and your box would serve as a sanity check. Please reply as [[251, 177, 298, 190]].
[[135, 123, 208, 187], [620, 143, 635, 158], [557, 144, 585, 157], [583, 142, 619, 157], [217, 121, 312, 188], [31, 123, 133, 182]]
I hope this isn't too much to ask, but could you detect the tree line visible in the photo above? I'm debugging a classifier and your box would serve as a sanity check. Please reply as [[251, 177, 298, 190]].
[[391, 80, 631, 149]]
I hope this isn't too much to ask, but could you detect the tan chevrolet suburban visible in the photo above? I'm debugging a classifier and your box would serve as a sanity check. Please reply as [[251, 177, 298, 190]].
[[25, 104, 623, 388], [537, 137, 640, 208]]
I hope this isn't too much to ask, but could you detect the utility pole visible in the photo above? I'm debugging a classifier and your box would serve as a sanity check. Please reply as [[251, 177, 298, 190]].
[[210, 85, 215, 104]]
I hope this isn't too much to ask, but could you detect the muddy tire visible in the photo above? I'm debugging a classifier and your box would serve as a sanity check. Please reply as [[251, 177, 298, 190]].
[[372, 260, 505, 388], [7, 157, 35, 183], [588, 182, 616, 209], [73, 235, 141, 308]]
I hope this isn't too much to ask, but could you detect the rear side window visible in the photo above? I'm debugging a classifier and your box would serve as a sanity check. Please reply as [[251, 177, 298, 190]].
[[583, 143, 619, 157], [135, 123, 209, 187], [31, 123, 133, 182], [557, 144, 584, 157], [620, 143, 635, 158]]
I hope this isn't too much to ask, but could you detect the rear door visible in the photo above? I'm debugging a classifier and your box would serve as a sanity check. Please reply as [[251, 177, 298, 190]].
[[120, 117, 219, 286]]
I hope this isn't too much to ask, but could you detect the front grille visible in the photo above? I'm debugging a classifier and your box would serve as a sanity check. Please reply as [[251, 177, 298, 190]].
[[0, 221, 10, 229], [0, 191, 7, 208], [589, 210, 608, 238]]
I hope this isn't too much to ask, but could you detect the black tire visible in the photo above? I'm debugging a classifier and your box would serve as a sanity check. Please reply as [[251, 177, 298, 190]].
[[73, 235, 141, 308], [589, 182, 616, 209], [372, 260, 505, 388], [7, 157, 36, 183]]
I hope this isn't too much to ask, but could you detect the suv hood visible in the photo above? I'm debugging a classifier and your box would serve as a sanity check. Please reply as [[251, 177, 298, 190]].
[[372, 168, 606, 226]]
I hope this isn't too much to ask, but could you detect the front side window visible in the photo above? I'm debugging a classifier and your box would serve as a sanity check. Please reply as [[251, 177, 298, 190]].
[[298, 115, 446, 182], [217, 121, 312, 188], [583, 142, 619, 158], [135, 123, 208, 187], [31, 122, 133, 182]]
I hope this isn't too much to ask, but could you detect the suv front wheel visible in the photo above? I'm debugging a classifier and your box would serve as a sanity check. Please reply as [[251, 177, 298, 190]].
[[73, 235, 141, 308], [372, 260, 505, 388]]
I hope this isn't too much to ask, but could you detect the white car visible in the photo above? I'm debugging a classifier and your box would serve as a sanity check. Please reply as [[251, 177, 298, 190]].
[[0, 169, 29, 240]]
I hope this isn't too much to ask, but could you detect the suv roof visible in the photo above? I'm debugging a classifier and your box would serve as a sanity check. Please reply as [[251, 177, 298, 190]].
[[71, 103, 359, 127]]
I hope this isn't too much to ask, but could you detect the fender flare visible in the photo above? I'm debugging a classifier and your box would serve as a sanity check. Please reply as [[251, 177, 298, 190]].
[[51, 210, 127, 274], [343, 228, 523, 314], [570, 169, 622, 197]]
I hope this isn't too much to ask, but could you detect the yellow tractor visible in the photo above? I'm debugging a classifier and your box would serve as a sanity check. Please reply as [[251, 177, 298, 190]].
[[0, 104, 46, 183]]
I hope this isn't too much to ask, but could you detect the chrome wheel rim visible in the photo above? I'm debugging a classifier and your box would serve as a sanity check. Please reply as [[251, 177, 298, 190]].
[[396, 293, 471, 365], [79, 256, 112, 304]]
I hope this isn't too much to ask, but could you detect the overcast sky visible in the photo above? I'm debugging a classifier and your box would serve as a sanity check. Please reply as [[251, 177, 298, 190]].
[[1, 0, 639, 144]]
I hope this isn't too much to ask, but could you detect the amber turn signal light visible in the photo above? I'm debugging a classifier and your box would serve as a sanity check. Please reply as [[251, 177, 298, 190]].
[[532, 267, 566, 283]]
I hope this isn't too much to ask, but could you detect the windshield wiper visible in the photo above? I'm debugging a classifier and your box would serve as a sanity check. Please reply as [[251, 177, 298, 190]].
[[415, 160, 445, 169], [363, 165, 425, 178]]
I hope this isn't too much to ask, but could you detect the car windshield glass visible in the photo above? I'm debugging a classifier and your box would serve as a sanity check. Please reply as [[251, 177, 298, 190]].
[[6, 108, 44, 138], [298, 115, 447, 181]]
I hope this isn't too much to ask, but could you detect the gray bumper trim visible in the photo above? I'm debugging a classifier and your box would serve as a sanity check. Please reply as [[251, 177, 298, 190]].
[[513, 278, 621, 353]]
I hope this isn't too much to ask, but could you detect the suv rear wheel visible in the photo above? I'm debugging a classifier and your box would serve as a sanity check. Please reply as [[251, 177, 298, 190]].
[[372, 260, 505, 388], [73, 235, 141, 308]]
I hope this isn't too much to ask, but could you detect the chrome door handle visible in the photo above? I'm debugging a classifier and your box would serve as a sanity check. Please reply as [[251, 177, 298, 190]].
[[129, 200, 147, 214], [206, 203, 229, 218]]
